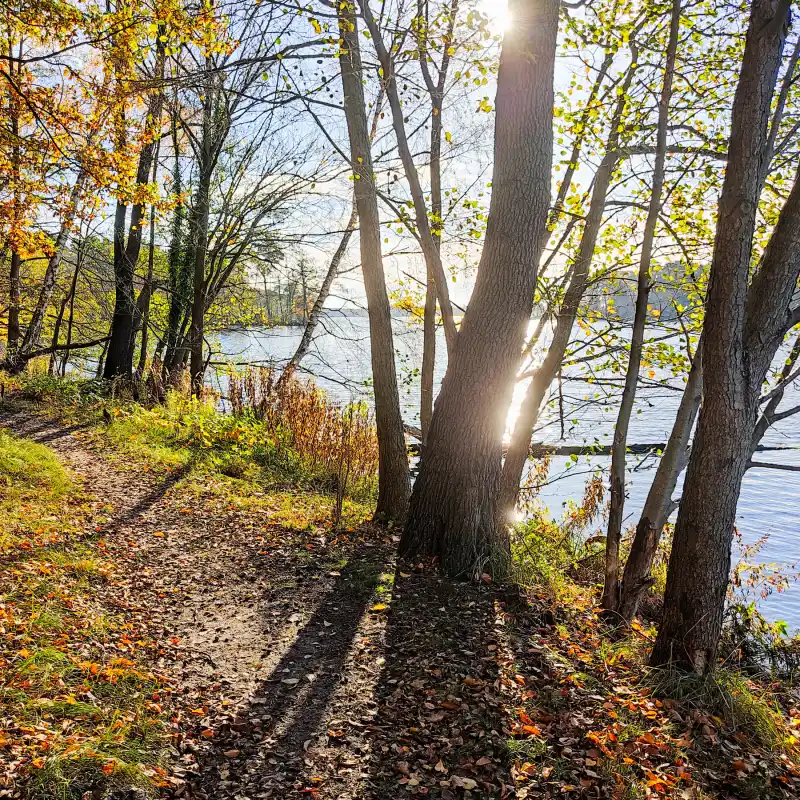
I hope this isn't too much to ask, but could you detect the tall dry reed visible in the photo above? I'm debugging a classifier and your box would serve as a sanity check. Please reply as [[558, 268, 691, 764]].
[[228, 367, 379, 505]]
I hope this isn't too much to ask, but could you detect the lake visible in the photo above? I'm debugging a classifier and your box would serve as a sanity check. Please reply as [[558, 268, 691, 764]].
[[216, 316, 800, 629]]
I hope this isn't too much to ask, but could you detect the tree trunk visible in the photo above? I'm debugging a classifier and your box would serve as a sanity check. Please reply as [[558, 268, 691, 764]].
[[617, 346, 702, 622], [7, 53, 21, 359], [189, 60, 215, 396], [415, 0, 458, 442], [603, 0, 681, 612], [7, 251, 21, 358], [49, 293, 69, 375], [137, 142, 161, 372], [96, 338, 109, 379], [358, 0, 458, 354], [104, 33, 166, 379], [498, 49, 639, 515], [338, 0, 410, 520], [163, 118, 188, 380], [416, 0, 456, 444], [280, 201, 357, 382], [3, 176, 86, 373], [60, 247, 83, 376], [421, 282, 436, 446], [189, 171, 211, 394], [651, 0, 791, 671], [401, 0, 559, 578]]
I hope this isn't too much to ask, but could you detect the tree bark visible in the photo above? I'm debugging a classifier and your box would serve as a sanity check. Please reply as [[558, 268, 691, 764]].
[[617, 345, 702, 622], [104, 33, 166, 379], [6, 45, 21, 358], [280, 201, 357, 383], [499, 49, 640, 515], [421, 281, 436, 446], [401, 0, 559, 578], [603, 0, 681, 611], [137, 140, 161, 372], [48, 293, 69, 375], [338, 1, 410, 520], [651, 0, 792, 671], [7, 251, 21, 358], [189, 56, 215, 395], [163, 116, 188, 379], [22, 177, 84, 349], [60, 245, 83, 376], [279, 88, 384, 384], [416, 0, 458, 443]]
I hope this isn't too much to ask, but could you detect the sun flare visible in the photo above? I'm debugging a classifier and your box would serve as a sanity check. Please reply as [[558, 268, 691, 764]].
[[481, 0, 512, 32]]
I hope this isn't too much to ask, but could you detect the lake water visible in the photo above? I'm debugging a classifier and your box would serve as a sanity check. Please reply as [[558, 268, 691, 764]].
[[216, 317, 800, 629]]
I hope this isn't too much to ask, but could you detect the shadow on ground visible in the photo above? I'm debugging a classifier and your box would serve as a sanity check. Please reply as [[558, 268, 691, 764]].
[[187, 545, 389, 799], [359, 569, 513, 799]]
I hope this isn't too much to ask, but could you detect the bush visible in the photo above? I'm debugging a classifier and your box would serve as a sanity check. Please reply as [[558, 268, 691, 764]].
[[512, 474, 606, 599]]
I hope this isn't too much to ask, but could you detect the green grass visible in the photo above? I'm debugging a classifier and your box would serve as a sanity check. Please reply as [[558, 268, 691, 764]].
[[649, 664, 795, 753], [0, 427, 75, 551], [0, 426, 169, 797]]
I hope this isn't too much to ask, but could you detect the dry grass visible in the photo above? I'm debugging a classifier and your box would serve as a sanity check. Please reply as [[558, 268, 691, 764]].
[[228, 367, 379, 514]]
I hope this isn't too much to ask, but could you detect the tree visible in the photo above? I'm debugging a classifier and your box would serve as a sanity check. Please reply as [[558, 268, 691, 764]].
[[357, 0, 458, 354], [415, 0, 459, 445], [602, 0, 682, 612], [400, 0, 560, 577], [103, 21, 167, 380], [651, 0, 799, 672], [617, 22, 800, 624], [337, 0, 410, 520], [498, 27, 642, 515]]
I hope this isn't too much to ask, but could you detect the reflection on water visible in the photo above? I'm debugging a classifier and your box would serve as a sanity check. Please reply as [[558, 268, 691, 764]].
[[217, 317, 800, 628]]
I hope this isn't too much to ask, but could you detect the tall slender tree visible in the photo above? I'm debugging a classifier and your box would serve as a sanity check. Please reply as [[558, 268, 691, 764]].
[[651, 0, 798, 672], [104, 28, 167, 379], [337, 0, 410, 520], [602, 0, 682, 612], [499, 36, 641, 514]]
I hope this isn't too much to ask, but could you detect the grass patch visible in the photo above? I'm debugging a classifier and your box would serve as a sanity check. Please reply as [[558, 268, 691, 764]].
[[649, 664, 795, 753], [2, 370, 380, 519], [0, 427, 168, 797]]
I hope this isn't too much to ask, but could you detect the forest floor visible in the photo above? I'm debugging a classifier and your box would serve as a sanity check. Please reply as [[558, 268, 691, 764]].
[[2, 401, 800, 800]]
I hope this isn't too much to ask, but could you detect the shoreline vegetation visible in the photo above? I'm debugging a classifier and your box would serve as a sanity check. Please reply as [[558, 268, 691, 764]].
[[2, 370, 800, 798]]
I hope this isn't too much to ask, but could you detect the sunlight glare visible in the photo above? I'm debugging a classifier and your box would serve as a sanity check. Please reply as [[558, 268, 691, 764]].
[[481, 0, 512, 32]]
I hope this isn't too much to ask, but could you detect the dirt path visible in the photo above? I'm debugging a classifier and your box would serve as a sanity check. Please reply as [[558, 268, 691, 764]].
[[1, 410, 518, 800]]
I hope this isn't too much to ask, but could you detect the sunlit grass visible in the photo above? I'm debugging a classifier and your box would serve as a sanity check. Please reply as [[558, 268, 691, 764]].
[[0, 427, 169, 797]]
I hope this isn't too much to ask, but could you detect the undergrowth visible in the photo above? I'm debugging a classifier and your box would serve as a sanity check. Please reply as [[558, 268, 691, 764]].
[[1, 368, 379, 521]]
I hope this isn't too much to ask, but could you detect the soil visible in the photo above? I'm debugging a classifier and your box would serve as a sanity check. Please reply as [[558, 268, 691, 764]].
[[6, 408, 798, 800]]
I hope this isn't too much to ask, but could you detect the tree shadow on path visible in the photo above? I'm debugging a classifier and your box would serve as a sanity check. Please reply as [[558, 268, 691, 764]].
[[189, 548, 388, 800], [359, 568, 514, 800]]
